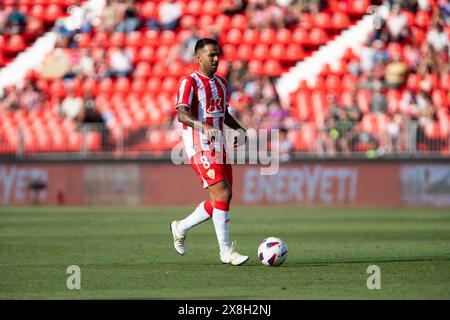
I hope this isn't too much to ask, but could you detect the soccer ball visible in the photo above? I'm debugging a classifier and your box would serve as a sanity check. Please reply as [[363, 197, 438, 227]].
[[257, 237, 288, 266]]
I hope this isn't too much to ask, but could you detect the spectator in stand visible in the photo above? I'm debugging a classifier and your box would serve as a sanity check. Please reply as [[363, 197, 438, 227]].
[[399, 80, 434, 120], [78, 92, 110, 150], [5, 3, 26, 35], [0, 85, 21, 111], [223, 0, 248, 14], [384, 54, 409, 88], [60, 88, 83, 120], [403, 43, 422, 71], [418, 43, 442, 76], [147, 0, 182, 31], [277, 127, 293, 162], [20, 80, 45, 112], [180, 27, 201, 63], [0, 3, 12, 35], [385, 113, 403, 153], [370, 81, 388, 113], [426, 23, 449, 53], [99, 0, 120, 32], [360, 40, 376, 73], [247, 0, 285, 29], [385, 4, 410, 42], [115, 0, 141, 33], [436, 0, 450, 24], [107, 46, 133, 78], [75, 49, 96, 78]]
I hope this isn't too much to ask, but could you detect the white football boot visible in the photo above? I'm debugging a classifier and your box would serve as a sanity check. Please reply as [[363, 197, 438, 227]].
[[220, 241, 249, 266], [170, 220, 185, 255]]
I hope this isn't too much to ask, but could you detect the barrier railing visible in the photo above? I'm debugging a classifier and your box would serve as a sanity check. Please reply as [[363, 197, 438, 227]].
[[0, 120, 448, 160]]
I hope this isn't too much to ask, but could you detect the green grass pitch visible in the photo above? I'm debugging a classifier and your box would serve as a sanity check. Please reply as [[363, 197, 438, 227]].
[[1, 206, 449, 299]]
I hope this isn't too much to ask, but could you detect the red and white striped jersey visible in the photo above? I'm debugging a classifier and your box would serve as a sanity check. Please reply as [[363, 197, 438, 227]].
[[175, 71, 229, 158]]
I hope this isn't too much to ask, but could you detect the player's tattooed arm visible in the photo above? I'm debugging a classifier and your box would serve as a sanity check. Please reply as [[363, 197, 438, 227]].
[[177, 105, 218, 140]]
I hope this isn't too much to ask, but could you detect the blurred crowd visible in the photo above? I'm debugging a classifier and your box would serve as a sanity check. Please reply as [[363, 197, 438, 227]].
[[1, 0, 449, 157], [321, 0, 449, 156]]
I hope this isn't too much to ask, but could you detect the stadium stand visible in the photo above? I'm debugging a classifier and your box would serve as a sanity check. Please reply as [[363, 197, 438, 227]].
[[0, 0, 448, 158]]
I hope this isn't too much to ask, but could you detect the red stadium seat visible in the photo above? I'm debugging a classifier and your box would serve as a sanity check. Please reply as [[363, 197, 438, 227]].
[[0, 52, 6, 68], [44, 4, 63, 23], [291, 28, 308, 45], [92, 32, 109, 48], [109, 32, 125, 47], [167, 60, 185, 77], [222, 44, 237, 60], [248, 60, 264, 76], [48, 80, 66, 97], [263, 60, 283, 76], [81, 78, 97, 95], [285, 43, 305, 61], [242, 29, 260, 46], [6, 35, 26, 53], [407, 73, 421, 91], [160, 30, 176, 46], [253, 44, 270, 61], [331, 12, 351, 30], [299, 13, 313, 30], [115, 77, 131, 92], [216, 61, 228, 77], [415, 10, 430, 28], [134, 61, 151, 78], [130, 78, 146, 94], [24, 18, 44, 38], [154, 45, 170, 61], [275, 29, 291, 45], [236, 44, 252, 61], [29, 5, 45, 20], [125, 31, 143, 47], [161, 77, 178, 93], [259, 28, 276, 45], [136, 46, 155, 62], [98, 78, 114, 93], [198, 15, 214, 29], [411, 27, 425, 43], [179, 15, 196, 29], [185, 0, 202, 16], [75, 33, 91, 48], [151, 60, 167, 78], [314, 12, 330, 30], [226, 29, 243, 46], [269, 44, 285, 61], [387, 89, 400, 114], [146, 77, 162, 93], [143, 30, 159, 46], [214, 15, 231, 31], [204, 0, 221, 16], [230, 14, 248, 30], [308, 28, 328, 46], [140, 1, 158, 19], [0, 35, 5, 50], [348, 0, 369, 16]]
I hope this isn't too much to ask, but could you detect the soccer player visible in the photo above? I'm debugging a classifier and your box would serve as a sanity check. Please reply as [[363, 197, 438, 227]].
[[170, 38, 249, 266]]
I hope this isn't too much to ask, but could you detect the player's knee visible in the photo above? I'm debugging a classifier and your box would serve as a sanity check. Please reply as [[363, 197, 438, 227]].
[[217, 187, 232, 203]]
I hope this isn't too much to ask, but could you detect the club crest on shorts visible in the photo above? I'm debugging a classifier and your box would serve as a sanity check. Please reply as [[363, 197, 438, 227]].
[[207, 169, 215, 179]]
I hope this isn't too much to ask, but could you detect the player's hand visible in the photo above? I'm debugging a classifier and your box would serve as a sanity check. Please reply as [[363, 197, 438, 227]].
[[202, 123, 219, 143], [233, 128, 247, 148]]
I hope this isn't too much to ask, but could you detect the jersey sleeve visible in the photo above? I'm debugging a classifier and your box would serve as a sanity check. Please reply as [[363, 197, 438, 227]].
[[175, 77, 194, 110]]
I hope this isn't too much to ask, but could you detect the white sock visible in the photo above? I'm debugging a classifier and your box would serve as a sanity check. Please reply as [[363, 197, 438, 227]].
[[178, 201, 211, 235], [212, 208, 230, 254]]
